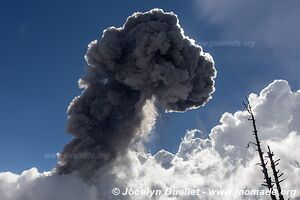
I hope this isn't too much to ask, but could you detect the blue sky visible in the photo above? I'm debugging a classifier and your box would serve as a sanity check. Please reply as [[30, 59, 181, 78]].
[[1, 0, 299, 173]]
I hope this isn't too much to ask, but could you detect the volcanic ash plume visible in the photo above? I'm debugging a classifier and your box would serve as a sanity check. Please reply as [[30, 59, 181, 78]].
[[57, 9, 216, 177]]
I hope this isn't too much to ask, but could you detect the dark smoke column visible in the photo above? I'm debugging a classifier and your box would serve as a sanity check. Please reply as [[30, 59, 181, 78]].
[[57, 9, 216, 177]]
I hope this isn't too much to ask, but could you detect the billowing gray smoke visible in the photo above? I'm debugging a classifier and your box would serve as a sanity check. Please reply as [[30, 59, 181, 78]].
[[57, 9, 216, 177]]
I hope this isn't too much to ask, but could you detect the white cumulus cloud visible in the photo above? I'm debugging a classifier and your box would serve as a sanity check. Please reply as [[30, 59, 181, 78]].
[[1, 79, 300, 200]]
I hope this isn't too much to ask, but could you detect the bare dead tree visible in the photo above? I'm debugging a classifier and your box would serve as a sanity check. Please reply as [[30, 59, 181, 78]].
[[267, 145, 285, 200], [244, 98, 277, 200]]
